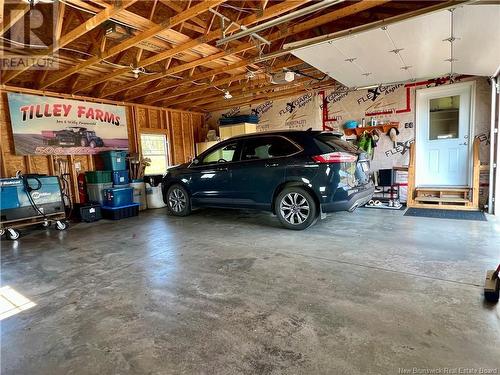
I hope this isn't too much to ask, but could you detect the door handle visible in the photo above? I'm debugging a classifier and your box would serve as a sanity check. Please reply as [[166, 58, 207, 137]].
[[216, 167, 228, 171], [459, 142, 468, 146], [265, 162, 279, 167]]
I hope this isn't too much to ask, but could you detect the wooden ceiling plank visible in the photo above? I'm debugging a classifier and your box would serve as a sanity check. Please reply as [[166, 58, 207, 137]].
[[0, 2, 30, 36], [135, 0, 159, 66], [39, 0, 225, 89], [2, 0, 139, 84], [159, 0, 208, 28], [177, 0, 192, 34], [74, 0, 309, 94]]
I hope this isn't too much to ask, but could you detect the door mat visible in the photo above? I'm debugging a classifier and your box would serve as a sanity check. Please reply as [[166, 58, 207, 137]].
[[404, 208, 487, 221]]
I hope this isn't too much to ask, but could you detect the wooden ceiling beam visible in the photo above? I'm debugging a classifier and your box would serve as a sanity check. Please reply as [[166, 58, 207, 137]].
[[145, 57, 306, 105], [54, 2, 66, 40], [99, 0, 386, 99], [186, 75, 325, 108], [75, 0, 309, 95], [166, 66, 321, 108], [179, 21, 206, 34], [1, 0, 139, 84], [0, 2, 30, 36], [39, 0, 225, 89], [129, 56, 305, 102], [200, 80, 334, 112], [167, 77, 271, 107], [70, 0, 216, 60]]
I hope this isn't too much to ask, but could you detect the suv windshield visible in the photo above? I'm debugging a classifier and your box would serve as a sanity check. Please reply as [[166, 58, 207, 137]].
[[315, 133, 361, 154]]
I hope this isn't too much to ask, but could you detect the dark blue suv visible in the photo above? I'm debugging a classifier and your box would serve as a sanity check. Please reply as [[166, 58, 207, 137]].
[[162, 130, 374, 230]]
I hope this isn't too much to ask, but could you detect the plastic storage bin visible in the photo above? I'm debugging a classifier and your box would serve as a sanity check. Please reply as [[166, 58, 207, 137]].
[[101, 150, 127, 171], [85, 171, 112, 184], [103, 187, 133, 207], [112, 170, 129, 185], [101, 203, 139, 220], [86, 182, 112, 204], [74, 203, 102, 222]]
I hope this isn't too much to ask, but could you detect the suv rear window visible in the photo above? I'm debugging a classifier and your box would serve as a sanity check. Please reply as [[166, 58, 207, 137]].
[[241, 136, 300, 160], [315, 133, 361, 154]]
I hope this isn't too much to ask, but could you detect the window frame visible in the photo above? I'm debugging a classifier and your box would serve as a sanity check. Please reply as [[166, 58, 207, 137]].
[[139, 132, 170, 175], [193, 140, 243, 167]]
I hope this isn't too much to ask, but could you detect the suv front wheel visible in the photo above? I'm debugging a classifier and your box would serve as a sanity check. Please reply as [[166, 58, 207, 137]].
[[167, 184, 191, 216], [275, 187, 318, 230]]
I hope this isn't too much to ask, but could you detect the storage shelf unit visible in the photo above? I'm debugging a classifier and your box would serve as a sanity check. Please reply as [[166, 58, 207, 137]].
[[219, 122, 257, 139]]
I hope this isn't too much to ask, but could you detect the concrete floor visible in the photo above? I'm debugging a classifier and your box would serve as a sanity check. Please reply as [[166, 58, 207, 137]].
[[1, 207, 499, 375]]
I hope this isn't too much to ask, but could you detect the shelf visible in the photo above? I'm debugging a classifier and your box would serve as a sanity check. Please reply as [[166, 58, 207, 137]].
[[343, 122, 399, 137]]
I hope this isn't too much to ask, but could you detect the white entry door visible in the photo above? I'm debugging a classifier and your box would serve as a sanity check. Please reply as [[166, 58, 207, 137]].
[[416, 82, 474, 187]]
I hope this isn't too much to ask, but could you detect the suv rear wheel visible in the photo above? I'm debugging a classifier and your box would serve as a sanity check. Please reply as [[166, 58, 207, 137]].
[[275, 187, 317, 230], [167, 184, 191, 216]]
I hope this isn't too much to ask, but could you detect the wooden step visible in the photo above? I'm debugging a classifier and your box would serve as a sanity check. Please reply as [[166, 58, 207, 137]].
[[415, 196, 469, 203], [416, 187, 470, 193], [411, 203, 479, 211]]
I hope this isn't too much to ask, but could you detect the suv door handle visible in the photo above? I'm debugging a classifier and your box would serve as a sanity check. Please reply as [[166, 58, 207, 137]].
[[216, 166, 228, 171], [265, 162, 279, 168]]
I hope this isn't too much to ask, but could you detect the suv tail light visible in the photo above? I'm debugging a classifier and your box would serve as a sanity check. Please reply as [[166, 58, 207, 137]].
[[312, 152, 357, 163]]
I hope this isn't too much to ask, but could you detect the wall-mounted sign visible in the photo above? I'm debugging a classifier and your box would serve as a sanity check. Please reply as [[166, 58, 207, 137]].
[[7, 93, 129, 155]]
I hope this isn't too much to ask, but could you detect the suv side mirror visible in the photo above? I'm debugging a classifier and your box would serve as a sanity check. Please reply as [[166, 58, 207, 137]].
[[192, 158, 200, 165]]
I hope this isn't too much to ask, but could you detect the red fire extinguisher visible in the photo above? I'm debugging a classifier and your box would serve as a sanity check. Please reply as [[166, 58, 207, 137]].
[[77, 173, 87, 204]]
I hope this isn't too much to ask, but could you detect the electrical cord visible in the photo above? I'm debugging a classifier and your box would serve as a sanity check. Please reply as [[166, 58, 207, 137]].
[[21, 174, 49, 220]]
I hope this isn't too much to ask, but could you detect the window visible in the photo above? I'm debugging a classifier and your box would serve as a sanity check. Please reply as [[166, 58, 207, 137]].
[[140, 133, 169, 175], [201, 142, 239, 164], [315, 133, 361, 154], [429, 95, 460, 140], [241, 136, 300, 161]]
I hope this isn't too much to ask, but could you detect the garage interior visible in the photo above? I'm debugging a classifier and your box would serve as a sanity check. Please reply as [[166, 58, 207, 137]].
[[1, 0, 500, 374]]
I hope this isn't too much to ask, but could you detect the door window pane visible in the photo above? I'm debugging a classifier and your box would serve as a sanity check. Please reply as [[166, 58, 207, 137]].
[[429, 95, 459, 140], [140, 134, 169, 175], [202, 142, 238, 164]]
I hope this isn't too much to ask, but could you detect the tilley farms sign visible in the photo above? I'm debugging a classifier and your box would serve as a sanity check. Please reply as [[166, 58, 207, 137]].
[[7, 93, 128, 155]]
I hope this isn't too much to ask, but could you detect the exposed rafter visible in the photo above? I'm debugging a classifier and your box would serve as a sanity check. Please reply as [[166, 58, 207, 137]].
[[99, 0, 388, 99], [1, 0, 139, 84], [38, 0, 225, 89], [1, 2, 30, 36], [72, 0, 309, 94], [146, 58, 305, 105], [1, 0, 460, 111]]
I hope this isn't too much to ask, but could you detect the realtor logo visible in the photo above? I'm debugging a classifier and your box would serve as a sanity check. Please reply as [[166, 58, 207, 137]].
[[1, 0, 59, 70]]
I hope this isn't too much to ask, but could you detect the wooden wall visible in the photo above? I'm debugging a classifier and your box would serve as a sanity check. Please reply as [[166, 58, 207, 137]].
[[0, 88, 205, 203]]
